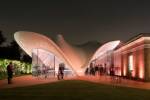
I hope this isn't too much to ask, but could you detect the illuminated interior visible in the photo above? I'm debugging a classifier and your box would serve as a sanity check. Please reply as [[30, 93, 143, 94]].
[[32, 49, 74, 77]]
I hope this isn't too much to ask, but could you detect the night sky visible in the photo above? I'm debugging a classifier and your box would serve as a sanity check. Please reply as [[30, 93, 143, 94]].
[[1, 0, 150, 44]]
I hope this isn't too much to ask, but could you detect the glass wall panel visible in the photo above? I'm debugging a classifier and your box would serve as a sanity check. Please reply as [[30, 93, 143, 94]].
[[32, 49, 74, 78]]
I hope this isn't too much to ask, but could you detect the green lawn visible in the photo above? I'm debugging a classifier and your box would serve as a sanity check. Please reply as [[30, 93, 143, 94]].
[[0, 80, 150, 100]]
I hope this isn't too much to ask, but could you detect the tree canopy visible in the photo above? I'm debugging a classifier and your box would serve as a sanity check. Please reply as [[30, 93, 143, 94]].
[[0, 30, 6, 45]]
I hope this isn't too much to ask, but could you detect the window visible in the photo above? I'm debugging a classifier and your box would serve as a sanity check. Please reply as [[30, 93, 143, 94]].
[[128, 54, 134, 72]]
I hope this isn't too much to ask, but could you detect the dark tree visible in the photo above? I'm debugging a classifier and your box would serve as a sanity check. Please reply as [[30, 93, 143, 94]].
[[0, 30, 6, 45], [0, 33, 21, 60], [21, 54, 32, 63], [0, 46, 9, 58], [9, 40, 21, 60]]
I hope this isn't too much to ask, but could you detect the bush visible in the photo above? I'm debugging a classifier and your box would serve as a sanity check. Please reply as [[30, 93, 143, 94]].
[[0, 59, 32, 79]]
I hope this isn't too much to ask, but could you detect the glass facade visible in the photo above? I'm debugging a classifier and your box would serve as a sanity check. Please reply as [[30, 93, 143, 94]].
[[32, 49, 74, 78]]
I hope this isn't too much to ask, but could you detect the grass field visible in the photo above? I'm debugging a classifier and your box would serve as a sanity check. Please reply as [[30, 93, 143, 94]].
[[0, 80, 150, 100]]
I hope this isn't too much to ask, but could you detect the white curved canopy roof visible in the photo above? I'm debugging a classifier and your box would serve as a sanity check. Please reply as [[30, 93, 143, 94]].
[[14, 31, 78, 75], [14, 31, 120, 76], [90, 40, 120, 61]]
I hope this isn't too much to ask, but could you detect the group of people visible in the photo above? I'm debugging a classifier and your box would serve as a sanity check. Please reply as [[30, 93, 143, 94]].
[[85, 63, 107, 76], [85, 63, 115, 77], [5, 61, 117, 85]]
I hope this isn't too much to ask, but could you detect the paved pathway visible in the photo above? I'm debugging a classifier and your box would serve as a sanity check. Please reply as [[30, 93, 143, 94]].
[[0, 75, 58, 89], [1, 75, 150, 90]]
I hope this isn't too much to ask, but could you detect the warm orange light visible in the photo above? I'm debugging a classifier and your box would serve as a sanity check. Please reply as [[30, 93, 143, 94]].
[[139, 61, 144, 79], [128, 54, 136, 77], [132, 53, 136, 77], [123, 64, 126, 76], [123, 55, 127, 76], [139, 67, 144, 79], [138, 50, 144, 79], [132, 70, 136, 77]]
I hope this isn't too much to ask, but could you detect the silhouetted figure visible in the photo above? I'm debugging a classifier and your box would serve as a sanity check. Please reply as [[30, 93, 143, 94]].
[[110, 66, 115, 76], [104, 63, 107, 75], [7, 62, 13, 84], [89, 63, 95, 75], [94, 65, 99, 75], [85, 67, 89, 75], [99, 64, 104, 75], [42, 64, 48, 78], [58, 63, 65, 80]]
